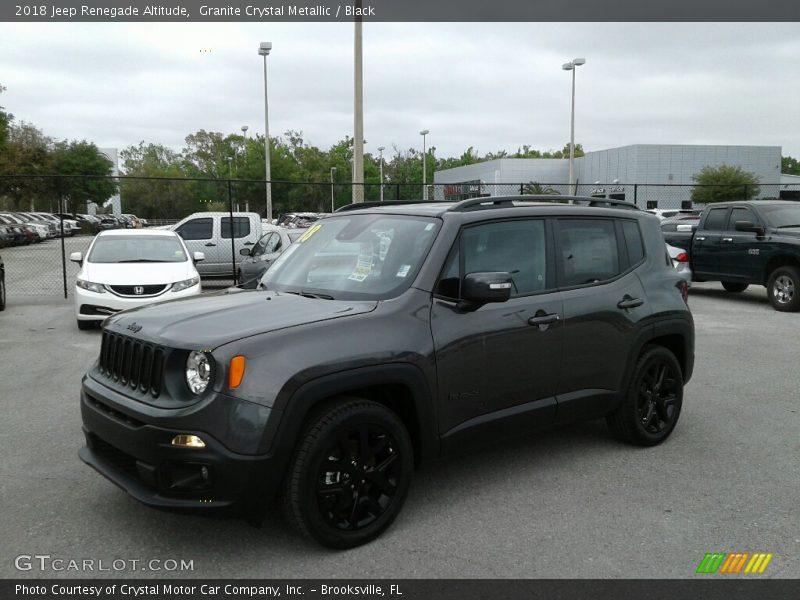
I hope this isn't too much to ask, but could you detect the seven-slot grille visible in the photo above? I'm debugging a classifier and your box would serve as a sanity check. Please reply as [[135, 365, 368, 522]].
[[99, 331, 165, 397]]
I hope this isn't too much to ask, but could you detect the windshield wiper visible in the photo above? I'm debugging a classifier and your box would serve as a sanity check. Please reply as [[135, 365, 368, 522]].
[[775, 224, 800, 229], [117, 259, 169, 263], [284, 290, 335, 300]]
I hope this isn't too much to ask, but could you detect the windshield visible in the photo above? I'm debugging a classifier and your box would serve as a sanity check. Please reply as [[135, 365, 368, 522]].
[[261, 214, 440, 300], [760, 204, 800, 228], [88, 235, 188, 263]]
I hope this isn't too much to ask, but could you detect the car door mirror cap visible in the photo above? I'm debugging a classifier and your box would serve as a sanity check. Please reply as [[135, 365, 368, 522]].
[[734, 220, 765, 235], [458, 272, 513, 310], [69, 251, 83, 264], [193, 251, 206, 263]]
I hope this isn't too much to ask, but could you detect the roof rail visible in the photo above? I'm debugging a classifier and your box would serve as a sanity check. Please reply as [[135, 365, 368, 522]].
[[447, 195, 640, 212], [335, 200, 432, 213]]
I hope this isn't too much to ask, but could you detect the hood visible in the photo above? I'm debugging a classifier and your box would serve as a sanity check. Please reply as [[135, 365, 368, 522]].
[[773, 227, 800, 240], [81, 261, 196, 285], [105, 289, 378, 349]]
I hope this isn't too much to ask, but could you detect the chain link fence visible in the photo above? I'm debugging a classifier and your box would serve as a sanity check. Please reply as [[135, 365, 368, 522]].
[[1, 174, 799, 299]]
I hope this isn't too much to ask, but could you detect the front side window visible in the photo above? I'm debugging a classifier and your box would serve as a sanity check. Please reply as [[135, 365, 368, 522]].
[[251, 233, 274, 257], [176, 218, 212, 241], [728, 207, 756, 230], [557, 219, 620, 286], [88, 236, 188, 263], [222, 217, 251, 239], [262, 214, 440, 300], [435, 219, 548, 299]]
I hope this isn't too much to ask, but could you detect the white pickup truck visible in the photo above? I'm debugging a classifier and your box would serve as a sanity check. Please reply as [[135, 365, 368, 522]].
[[171, 212, 271, 278]]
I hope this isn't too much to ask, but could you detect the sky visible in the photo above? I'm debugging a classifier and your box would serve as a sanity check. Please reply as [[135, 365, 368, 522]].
[[1, 22, 799, 161]]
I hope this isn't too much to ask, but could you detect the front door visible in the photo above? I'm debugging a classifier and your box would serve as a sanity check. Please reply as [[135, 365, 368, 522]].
[[691, 206, 730, 278], [174, 217, 218, 275], [718, 206, 763, 282], [431, 218, 562, 447]]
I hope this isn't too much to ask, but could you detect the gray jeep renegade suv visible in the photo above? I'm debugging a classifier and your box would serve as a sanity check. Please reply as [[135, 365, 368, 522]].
[[79, 196, 694, 548]]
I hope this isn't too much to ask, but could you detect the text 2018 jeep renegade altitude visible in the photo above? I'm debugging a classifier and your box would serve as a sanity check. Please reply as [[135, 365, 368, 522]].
[[79, 196, 694, 548]]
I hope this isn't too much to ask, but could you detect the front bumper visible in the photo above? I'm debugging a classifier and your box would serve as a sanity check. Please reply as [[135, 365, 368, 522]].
[[79, 377, 282, 508], [75, 283, 201, 321]]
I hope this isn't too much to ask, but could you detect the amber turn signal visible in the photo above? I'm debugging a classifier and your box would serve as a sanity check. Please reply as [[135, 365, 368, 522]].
[[229, 355, 246, 389]]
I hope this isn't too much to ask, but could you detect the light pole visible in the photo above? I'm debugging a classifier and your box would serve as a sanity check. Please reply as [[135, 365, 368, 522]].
[[258, 42, 273, 221], [353, 17, 364, 203], [419, 130, 429, 200], [377, 146, 385, 202], [562, 57, 585, 195], [330, 167, 337, 213]]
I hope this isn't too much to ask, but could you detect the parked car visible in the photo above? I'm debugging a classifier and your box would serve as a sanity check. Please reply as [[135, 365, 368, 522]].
[[71, 229, 205, 330], [648, 209, 701, 222], [0, 225, 13, 248], [660, 200, 800, 311], [1, 213, 51, 240], [97, 216, 121, 230], [236, 227, 305, 287], [0, 252, 5, 311], [79, 195, 694, 549], [667, 243, 692, 285], [172, 212, 263, 277]]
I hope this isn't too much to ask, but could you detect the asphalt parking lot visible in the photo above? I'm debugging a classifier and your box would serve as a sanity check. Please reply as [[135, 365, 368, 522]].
[[0, 279, 798, 579]]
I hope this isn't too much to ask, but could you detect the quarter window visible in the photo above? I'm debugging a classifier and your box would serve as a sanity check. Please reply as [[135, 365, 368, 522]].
[[557, 219, 620, 286], [175, 218, 212, 241], [621, 220, 645, 265]]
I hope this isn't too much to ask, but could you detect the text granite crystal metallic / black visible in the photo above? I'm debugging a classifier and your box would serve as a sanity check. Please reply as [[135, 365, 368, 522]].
[[79, 196, 694, 549]]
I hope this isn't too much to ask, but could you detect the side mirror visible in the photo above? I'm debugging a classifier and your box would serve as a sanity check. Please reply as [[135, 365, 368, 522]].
[[239, 248, 252, 256], [69, 251, 83, 264], [735, 221, 765, 236], [192, 251, 205, 263], [459, 272, 513, 310]]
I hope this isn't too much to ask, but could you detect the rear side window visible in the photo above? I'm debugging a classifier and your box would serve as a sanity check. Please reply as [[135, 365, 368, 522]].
[[703, 208, 728, 231], [557, 219, 620, 286], [621, 220, 645, 265], [176, 218, 212, 241], [222, 217, 251, 239]]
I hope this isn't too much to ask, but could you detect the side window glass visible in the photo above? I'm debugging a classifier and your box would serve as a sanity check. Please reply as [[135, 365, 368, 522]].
[[703, 209, 728, 231], [621, 220, 645, 265], [221, 217, 251, 239], [251, 233, 271, 257], [435, 246, 461, 299], [176, 218, 212, 241], [728, 208, 755, 230], [264, 233, 280, 254], [557, 219, 620, 286]]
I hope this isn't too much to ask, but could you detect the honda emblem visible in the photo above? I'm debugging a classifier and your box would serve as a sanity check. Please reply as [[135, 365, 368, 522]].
[[134, 286, 144, 295]]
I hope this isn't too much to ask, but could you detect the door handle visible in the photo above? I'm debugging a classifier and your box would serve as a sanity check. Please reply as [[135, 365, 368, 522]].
[[695, 236, 706, 241], [721, 237, 733, 243], [244, 241, 254, 245], [617, 296, 644, 310], [204, 243, 216, 247], [528, 313, 560, 327]]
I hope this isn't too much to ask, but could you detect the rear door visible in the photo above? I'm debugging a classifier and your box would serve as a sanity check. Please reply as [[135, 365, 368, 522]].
[[219, 216, 259, 276], [718, 206, 764, 282], [691, 206, 730, 278], [174, 217, 217, 275], [554, 217, 651, 420]]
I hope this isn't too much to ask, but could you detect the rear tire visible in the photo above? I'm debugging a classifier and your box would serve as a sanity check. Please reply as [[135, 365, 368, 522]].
[[721, 281, 748, 293], [767, 266, 800, 312], [77, 320, 94, 330], [607, 346, 684, 446], [0, 273, 6, 311], [282, 398, 413, 549]]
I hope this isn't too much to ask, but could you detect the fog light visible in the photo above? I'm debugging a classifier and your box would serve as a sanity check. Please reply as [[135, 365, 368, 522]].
[[171, 434, 206, 448]]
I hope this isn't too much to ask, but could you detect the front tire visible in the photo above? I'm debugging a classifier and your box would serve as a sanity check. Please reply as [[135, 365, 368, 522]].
[[721, 281, 748, 293], [607, 346, 684, 446], [767, 266, 800, 312], [282, 398, 413, 549]]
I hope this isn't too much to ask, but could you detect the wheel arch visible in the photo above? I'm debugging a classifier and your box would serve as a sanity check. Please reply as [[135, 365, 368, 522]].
[[763, 254, 800, 286]]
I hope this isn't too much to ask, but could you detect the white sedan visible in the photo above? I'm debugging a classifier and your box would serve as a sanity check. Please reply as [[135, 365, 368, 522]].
[[71, 229, 204, 330]]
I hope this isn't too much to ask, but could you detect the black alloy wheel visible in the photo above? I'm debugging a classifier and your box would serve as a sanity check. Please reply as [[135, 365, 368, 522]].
[[607, 346, 684, 446], [283, 399, 413, 549]]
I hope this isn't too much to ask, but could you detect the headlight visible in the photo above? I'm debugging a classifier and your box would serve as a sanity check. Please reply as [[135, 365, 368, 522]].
[[186, 351, 212, 395], [76, 279, 105, 293], [172, 276, 200, 292]]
